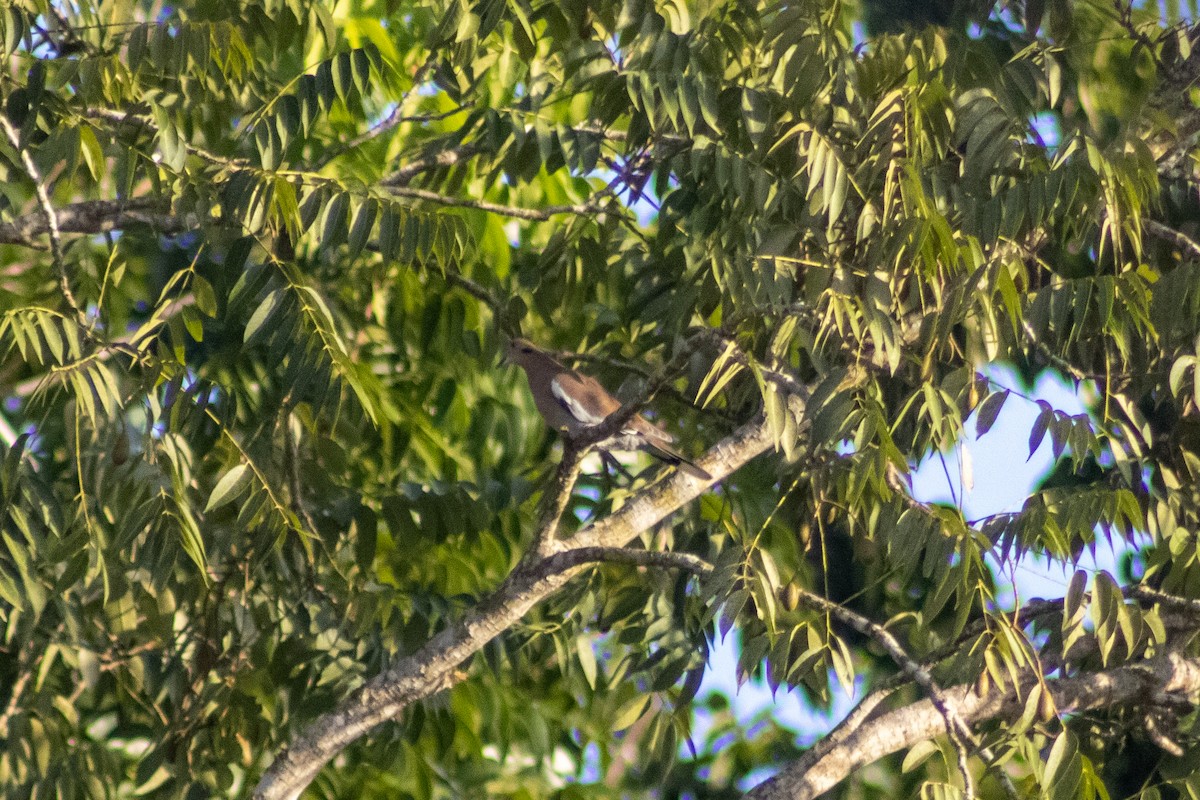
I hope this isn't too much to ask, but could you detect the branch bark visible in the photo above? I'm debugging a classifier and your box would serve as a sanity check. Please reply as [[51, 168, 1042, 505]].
[[0, 114, 77, 314], [0, 197, 187, 244], [747, 651, 1200, 800], [252, 414, 778, 800]]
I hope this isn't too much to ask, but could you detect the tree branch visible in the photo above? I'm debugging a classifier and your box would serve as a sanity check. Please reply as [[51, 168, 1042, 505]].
[[528, 441, 587, 558], [380, 141, 484, 188], [788, 587, 985, 798], [85, 107, 251, 170], [311, 54, 443, 171], [0, 197, 188, 245], [383, 184, 611, 221], [540, 546, 715, 577], [748, 652, 1200, 800], [0, 115, 80, 317], [1144, 218, 1200, 259], [252, 414, 778, 800], [771, 583, 1200, 800]]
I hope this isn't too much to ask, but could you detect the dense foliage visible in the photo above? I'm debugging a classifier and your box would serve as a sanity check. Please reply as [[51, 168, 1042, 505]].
[[2, 0, 1200, 798]]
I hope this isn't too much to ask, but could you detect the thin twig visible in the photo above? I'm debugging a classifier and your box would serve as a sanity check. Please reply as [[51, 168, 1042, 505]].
[[790, 585, 981, 798], [312, 54, 443, 170], [444, 270, 506, 317], [384, 184, 611, 221], [0, 115, 83, 319], [84, 108, 250, 170], [380, 141, 484, 188]]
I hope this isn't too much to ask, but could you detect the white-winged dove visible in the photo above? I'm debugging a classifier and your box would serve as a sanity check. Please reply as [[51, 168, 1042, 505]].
[[506, 338, 712, 480]]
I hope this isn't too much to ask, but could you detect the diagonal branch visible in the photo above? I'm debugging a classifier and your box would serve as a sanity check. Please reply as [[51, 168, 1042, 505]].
[[0, 115, 81, 317], [311, 54, 442, 171], [1144, 218, 1200, 259], [747, 651, 1200, 800], [788, 586, 985, 798], [252, 413, 778, 800]]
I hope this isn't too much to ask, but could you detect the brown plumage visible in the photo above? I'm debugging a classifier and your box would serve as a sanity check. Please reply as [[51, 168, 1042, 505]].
[[505, 338, 712, 480]]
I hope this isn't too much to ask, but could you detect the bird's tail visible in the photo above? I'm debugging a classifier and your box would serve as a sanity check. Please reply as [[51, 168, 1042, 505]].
[[648, 443, 712, 481]]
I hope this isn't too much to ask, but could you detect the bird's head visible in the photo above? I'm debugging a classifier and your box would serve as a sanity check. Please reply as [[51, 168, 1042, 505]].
[[503, 337, 566, 376], [504, 337, 539, 367]]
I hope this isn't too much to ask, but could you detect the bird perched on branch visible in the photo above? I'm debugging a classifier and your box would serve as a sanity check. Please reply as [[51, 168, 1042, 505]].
[[505, 338, 712, 480]]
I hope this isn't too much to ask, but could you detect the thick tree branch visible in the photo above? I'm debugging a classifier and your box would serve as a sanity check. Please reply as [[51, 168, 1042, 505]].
[[541, 546, 715, 577], [789, 586, 987, 798], [774, 583, 1200, 800], [1131, 584, 1200, 615], [0, 197, 187, 245], [748, 652, 1200, 800], [252, 414, 778, 800]]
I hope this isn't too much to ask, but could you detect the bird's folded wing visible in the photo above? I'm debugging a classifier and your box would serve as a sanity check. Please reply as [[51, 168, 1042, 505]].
[[550, 373, 611, 426], [551, 374, 678, 443]]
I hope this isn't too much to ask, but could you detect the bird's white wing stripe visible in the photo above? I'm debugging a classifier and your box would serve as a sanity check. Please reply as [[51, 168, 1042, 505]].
[[551, 377, 606, 425]]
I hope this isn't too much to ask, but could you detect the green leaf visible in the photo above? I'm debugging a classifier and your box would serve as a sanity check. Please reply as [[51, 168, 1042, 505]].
[[173, 506, 210, 578], [79, 125, 104, 181], [352, 506, 377, 571], [245, 288, 284, 345], [193, 275, 218, 317], [316, 59, 336, 109], [333, 51, 354, 101], [576, 635, 598, 690], [276, 94, 301, 154], [322, 192, 350, 248], [378, 204, 402, 261], [3, 7, 26, 55], [206, 464, 251, 512], [352, 47, 372, 89], [695, 340, 745, 409], [901, 740, 940, 773], [347, 198, 377, 261], [612, 695, 650, 732], [1045, 730, 1083, 800]]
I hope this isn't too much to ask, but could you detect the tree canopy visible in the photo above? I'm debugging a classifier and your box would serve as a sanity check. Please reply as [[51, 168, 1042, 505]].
[[2, 0, 1200, 799]]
